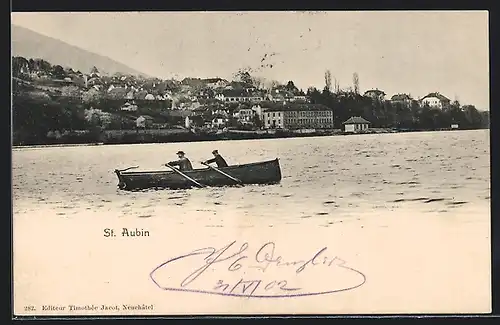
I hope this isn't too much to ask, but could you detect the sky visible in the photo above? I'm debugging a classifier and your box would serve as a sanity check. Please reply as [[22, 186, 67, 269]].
[[11, 11, 489, 109]]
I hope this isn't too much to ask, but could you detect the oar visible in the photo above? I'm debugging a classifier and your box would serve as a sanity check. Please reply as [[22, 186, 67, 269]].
[[164, 163, 206, 188], [201, 162, 242, 184], [116, 166, 139, 173]]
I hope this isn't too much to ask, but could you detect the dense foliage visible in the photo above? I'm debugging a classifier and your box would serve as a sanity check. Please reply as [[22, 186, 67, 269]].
[[306, 88, 489, 130], [11, 55, 489, 145]]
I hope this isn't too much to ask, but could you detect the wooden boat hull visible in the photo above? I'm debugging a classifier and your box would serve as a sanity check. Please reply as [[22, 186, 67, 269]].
[[114, 158, 282, 190]]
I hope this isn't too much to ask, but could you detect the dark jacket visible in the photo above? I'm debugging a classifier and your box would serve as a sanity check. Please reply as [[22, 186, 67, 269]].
[[168, 157, 193, 171], [205, 154, 228, 168]]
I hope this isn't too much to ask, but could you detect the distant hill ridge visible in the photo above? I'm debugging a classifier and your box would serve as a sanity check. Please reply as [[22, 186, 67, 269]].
[[11, 24, 150, 77]]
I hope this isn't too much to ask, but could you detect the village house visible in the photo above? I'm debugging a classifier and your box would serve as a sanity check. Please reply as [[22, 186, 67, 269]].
[[223, 81, 256, 91], [125, 90, 135, 100], [390, 93, 413, 107], [212, 107, 231, 117], [178, 100, 202, 110], [134, 90, 148, 100], [194, 89, 215, 100], [292, 94, 308, 102], [211, 114, 229, 129], [120, 102, 138, 112], [263, 104, 334, 130], [135, 115, 154, 128], [233, 108, 256, 124], [28, 69, 48, 80], [342, 116, 371, 133], [181, 77, 205, 89], [215, 89, 264, 102], [85, 75, 102, 88], [202, 78, 229, 89], [364, 89, 386, 101], [155, 94, 169, 101], [266, 91, 291, 102], [420, 92, 451, 109]]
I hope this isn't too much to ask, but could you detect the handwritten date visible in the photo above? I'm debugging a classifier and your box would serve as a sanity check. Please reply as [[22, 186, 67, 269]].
[[149, 241, 366, 298]]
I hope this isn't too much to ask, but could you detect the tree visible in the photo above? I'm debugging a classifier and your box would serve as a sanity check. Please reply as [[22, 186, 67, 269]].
[[353, 72, 359, 94], [480, 111, 490, 128], [324, 70, 332, 92], [306, 87, 323, 104], [251, 115, 263, 129], [234, 68, 253, 85], [33, 59, 52, 72], [462, 105, 483, 128], [285, 80, 298, 92], [60, 86, 81, 98], [84, 108, 111, 129], [82, 88, 101, 104], [52, 65, 66, 79], [334, 77, 340, 93], [251, 76, 265, 89], [12, 56, 29, 77]]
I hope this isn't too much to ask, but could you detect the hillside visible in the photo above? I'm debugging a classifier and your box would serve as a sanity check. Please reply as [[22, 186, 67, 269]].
[[11, 24, 149, 77]]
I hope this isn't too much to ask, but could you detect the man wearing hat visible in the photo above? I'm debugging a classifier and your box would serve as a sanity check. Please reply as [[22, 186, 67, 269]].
[[203, 150, 228, 168], [166, 151, 193, 171]]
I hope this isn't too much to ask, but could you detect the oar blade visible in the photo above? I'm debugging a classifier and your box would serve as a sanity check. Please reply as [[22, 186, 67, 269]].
[[165, 164, 206, 188], [202, 162, 242, 184]]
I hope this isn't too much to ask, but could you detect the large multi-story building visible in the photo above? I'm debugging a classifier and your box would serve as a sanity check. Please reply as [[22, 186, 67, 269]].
[[262, 104, 334, 129], [420, 92, 451, 109]]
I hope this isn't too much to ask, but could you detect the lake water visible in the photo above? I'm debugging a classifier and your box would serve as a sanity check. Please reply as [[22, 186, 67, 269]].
[[13, 130, 490, 224], [12, 130, 491, 314]]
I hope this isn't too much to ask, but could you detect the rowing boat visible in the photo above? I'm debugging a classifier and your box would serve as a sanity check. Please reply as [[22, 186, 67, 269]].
[[114, 158, 282, 190]]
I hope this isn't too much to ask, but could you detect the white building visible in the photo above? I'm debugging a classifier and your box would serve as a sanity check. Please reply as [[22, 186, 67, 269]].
[[121, 102, 138, 112], [342, 116, 371, 133], [233, 108, 256, 123], [136, 116, 146, 128], [420, 92, 451, 109], [251, 104, 265, 121], [211, 116, 228, 129]]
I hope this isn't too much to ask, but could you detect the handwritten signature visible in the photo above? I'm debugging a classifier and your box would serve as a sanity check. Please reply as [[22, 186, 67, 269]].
[[149, 241, 366, 298]]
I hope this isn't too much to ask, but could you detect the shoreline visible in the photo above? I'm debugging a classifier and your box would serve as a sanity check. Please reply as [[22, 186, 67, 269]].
[[12, 128, 487, 149]]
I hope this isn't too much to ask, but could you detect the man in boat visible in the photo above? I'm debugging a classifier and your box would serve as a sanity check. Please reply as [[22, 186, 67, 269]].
[[203, 150, 228, 168], [166, 151, 193, 171]]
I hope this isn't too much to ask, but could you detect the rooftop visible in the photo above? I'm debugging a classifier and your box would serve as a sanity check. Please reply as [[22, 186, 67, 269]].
[[342, 116, 371, 124], [421, 92, 450, 102], [202, 78, 228, 83], [364, 89, 386, 95], [263, 103, 331, 112], [219, 89, 263, 97], [391, 93, 412, 101]]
